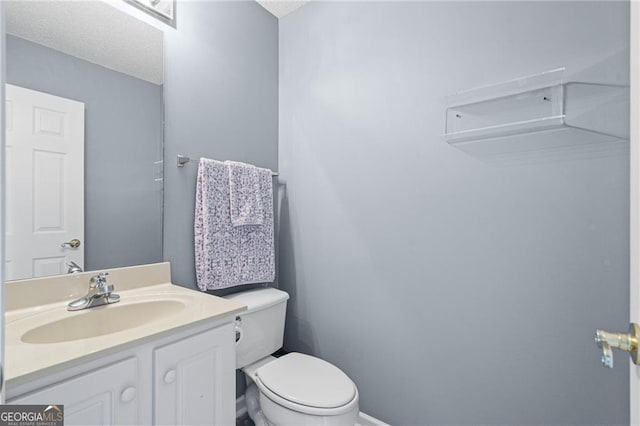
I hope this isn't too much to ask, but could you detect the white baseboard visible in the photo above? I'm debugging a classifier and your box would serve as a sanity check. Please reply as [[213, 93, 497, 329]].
[[358, 412, 389, 426], [237, 396, 387, 426]]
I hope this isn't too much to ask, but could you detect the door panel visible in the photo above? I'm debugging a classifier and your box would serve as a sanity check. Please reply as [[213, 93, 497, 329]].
[[5, 84, 84, 280], [631, 1, 639, 423]]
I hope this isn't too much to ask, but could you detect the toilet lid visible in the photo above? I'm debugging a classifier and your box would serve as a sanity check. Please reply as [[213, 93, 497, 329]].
[[256, 352, 356, 409]]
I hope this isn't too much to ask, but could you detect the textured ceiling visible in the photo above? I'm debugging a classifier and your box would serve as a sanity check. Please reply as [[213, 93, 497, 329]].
[[256, 0, 311, 18], [5, 1, 163, 85]]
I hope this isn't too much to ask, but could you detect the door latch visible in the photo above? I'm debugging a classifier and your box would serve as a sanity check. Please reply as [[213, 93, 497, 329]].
[[61, 238, 81, 248], [594, 323, 640, 368]]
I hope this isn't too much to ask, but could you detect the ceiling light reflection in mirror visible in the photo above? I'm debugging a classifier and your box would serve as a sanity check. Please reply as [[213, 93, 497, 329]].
[[127, 0, 175, 26]]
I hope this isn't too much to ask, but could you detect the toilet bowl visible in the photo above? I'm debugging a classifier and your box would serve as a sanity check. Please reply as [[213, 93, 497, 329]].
[[224, 288, 359, 426]]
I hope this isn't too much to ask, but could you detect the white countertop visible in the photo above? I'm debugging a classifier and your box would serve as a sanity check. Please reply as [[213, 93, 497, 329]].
[[5, 263, 246, 386]]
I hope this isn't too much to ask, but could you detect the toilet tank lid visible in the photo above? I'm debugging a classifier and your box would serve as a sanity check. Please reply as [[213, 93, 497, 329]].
[[223, 287, 289, 313]]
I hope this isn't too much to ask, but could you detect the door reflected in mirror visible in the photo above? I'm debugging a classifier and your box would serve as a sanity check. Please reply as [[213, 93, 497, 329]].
[[4, 0, 164, 281], [5, 85, 85, 280]]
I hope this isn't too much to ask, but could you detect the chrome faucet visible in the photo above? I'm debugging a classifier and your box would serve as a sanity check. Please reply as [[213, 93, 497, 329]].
[[67, 272, 120, 311], [66, 261, 83, 274]]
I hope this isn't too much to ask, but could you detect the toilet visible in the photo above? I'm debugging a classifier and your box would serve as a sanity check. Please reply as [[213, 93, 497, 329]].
[[225, 288, 359, 426]]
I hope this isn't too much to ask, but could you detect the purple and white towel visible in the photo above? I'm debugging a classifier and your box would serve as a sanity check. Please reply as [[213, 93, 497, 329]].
[[225, 160, 266, 227], [195, 158, 275, 291]]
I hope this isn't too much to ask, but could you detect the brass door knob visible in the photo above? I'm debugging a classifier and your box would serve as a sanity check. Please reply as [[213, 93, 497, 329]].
[[594, 323, 640, 368], [60, 238, 81, 249]]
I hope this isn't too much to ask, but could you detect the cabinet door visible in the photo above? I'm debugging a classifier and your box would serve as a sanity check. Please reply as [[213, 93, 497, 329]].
[[154, 323, 235, 426], [10, 358, 139, 425]]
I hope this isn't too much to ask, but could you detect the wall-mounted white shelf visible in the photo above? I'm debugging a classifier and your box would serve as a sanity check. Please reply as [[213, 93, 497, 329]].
[[443, 68, 629, 159]]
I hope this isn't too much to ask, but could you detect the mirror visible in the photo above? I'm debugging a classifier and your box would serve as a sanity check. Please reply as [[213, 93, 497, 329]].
[[4, 1, 164, 281]]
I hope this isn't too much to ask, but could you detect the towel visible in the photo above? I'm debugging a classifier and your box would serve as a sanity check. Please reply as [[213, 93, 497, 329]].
[[195, 158, 275, 291], [225, 160, 266, 226]]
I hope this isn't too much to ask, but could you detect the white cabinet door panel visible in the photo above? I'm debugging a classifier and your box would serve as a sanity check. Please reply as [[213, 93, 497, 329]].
[[10, 358, 138, 426], [154, 323, 235, 426]]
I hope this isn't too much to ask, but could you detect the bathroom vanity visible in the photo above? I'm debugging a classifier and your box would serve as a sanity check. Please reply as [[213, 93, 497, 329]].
[[5, 262, 245, 425]]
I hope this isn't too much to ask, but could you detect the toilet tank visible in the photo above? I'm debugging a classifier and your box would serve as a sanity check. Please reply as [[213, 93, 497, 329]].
[[224, 288, 289, 369]]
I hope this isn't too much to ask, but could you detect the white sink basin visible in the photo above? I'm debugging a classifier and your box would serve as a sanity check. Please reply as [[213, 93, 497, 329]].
[[5, 269, 246, 385], [21, 300, 187, 344]]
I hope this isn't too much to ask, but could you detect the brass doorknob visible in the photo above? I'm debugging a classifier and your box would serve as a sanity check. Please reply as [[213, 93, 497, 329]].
[[60, 238, 81, 249], [594, 323, 640, 368]]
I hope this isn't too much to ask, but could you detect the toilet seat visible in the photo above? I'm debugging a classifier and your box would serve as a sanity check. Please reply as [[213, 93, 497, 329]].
[[255, 352, 358, 416]]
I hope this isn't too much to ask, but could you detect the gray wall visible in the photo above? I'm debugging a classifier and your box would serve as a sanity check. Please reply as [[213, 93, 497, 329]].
[[279, 2, 630, 425], [6, 35, 163, 272], [163, 1, 278, 290]]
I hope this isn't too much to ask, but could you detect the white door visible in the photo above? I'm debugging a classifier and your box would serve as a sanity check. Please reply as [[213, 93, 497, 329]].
[[5, 84, 84, 281], [596, 5, 640, 423], [632, 2, 640, 423]]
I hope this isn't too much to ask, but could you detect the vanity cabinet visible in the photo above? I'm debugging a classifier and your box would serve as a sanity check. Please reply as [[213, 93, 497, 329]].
[[154, 323, 235, 425], [7, 321, 236, 426], [11, 358, 139, 425]]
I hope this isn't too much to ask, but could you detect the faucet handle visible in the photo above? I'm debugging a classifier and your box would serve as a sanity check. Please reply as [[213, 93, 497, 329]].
[[90, 272, 109, 288]]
